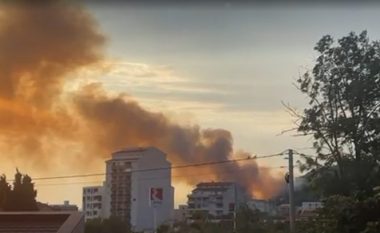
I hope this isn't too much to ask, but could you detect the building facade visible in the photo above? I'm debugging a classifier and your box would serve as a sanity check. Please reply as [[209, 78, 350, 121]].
[[172, 204, 188, 223], [298, 202, 323, 219], [247, 199, 277, 216], [277, 203, 290, 219], [103, 147, 174, 232], [300, 202, 323, 211], [187, 182, 247, 219], [82, 186, 104, 221]]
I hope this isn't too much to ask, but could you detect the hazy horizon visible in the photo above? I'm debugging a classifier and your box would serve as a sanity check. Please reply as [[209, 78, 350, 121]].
[[2, 1, 380, 207]]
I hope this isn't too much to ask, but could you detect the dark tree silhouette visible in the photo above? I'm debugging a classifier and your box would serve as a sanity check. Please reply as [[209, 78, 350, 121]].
[[294, 31, 380, 197], [0, 169, 38, 211], [85, 217, 130, 233], [0, 175, 11, 210]]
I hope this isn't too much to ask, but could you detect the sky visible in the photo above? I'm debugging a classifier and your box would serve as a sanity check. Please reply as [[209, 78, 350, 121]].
[[86, 3, 380, 161], [3, 2, 380, 208]]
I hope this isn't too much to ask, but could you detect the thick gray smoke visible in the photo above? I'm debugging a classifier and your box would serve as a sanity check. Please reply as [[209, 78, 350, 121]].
[[0, 1, 282, 198]]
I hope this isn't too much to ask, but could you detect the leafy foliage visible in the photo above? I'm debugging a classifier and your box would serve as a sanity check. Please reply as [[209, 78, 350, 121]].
[[0, 175, 11, 209], [296, 31, 380, 197], [235, 205, 288, 233], [85, 217, 130, 233], [292, 31, 380, 233], [158, 205, 288, 233], [0, 169, 37, 211], [236, 204, 264, 233], [297, 192, 380, 233]]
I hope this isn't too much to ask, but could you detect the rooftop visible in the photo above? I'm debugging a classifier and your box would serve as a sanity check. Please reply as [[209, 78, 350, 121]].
[[112, 146, 151, 155], [0, 212, 83, 233], [196, 182, 235, 187], [108, 146, 167, 163], [83, 185, 103, 190], [190, 182, 237, 193]]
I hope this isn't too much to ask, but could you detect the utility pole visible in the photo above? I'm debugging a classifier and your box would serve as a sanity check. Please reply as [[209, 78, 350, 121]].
[[153, 207, 157, 233], [233, 183, 237, 233], [288, 149, 296, 233]]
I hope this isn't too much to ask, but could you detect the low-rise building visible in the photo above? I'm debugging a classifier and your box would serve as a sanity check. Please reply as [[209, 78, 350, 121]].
[[300, 202, 323, 211], [277, 203, 290, 219], [49, 201, 79, 211], [298, 202, 323, 219], [37, 201, 78, 212], [173, 204, 188, 222], [187, 182, 247, 219], [247, 199, 277, 215]]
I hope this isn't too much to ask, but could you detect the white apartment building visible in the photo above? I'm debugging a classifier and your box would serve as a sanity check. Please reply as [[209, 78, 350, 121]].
[[187, 182, 247, 218], [301, 201, 323, 211], [103, 146, 174, 232], [173, 204, 188, 222], [82, 186, 104, 221], [299, 202, 322, 217], [247, 199, 277, 216]]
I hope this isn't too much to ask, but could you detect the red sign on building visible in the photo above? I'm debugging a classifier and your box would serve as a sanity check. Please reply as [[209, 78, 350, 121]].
[[150, 188, 163, 206]]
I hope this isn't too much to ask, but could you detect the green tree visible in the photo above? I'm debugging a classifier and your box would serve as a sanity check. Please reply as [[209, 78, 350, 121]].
[[185, 210, 232, 233], [85, 218, 103, 233], [295, 30, 380, 197], [157, 224, 171, 233], [85, 217, 130, 233], [291, 31, 380, 233], [0, 175, 11, 210], [236, 204, 262, 233], [235, 204, 289, 233], [4, 169, 38, 211], [298, 192, 380, 233], [155, 207, 288, 233]]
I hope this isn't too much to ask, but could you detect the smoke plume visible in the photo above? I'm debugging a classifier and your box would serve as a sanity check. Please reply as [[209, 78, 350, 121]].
[[0, 1, 283, 198]]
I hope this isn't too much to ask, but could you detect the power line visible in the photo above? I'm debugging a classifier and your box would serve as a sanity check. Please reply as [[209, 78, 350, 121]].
[[34, 164, 290, 187], [292, 149, 319, 158], [290, 146, 315, 151], [22, 152, 285, 182], [36, 180, 103, 187]]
